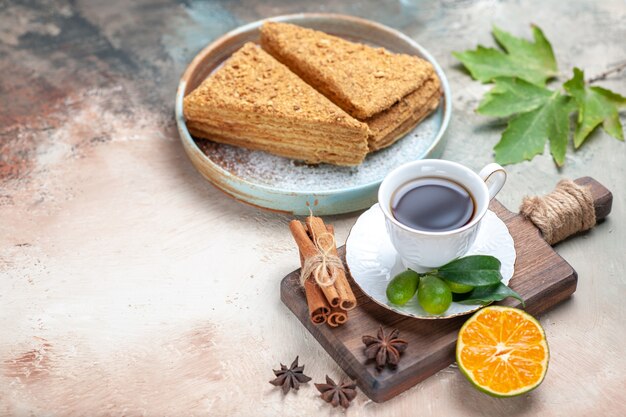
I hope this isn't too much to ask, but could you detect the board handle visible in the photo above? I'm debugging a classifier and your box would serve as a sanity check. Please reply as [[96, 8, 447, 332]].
[[573, 177, 613, 222], [520, 177, 613, 245]]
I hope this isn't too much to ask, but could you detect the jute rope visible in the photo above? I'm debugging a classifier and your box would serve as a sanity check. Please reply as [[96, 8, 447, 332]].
[[300, 232, 345, 287], [519, 179, 596, 245]]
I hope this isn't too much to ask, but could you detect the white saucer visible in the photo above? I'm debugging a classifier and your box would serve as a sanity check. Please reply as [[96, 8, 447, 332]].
[[346, 204, 516, 319]]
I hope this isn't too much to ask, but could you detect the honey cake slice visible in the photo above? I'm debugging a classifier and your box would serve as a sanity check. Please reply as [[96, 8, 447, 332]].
[[260, 21, 439, 120], [365, 76, 441, 151], [183, 42, 369, 166]]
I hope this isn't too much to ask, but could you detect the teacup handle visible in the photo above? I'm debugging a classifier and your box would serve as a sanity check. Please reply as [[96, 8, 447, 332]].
[[479, 163, 507, 200]]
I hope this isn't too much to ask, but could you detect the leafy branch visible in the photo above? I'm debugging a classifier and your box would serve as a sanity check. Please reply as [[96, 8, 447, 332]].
[[453, 25, 626, 166]]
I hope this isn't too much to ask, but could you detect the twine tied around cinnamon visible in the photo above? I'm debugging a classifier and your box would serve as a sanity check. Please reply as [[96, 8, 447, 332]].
[[519, 179, 596, 245], [300, 232, 345, 288]]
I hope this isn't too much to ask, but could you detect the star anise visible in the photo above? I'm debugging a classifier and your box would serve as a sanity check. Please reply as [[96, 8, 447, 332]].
[[362, 326, 408, 370], [269, 356, 312, 394], [314, 375, 357, 408]]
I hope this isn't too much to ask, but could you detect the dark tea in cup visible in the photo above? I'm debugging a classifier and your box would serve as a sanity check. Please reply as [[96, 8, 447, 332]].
[[391, 177, 475, 232]]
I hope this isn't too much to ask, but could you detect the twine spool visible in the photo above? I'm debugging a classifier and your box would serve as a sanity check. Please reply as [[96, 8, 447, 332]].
[[519, 180, 596, 245]]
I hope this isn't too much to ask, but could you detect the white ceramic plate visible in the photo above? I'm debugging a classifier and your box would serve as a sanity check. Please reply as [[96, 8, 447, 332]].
[[345, 204, 516, 319]]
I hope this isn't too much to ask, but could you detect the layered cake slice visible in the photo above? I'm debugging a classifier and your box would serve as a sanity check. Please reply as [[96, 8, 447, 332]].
[[183, 42, 369, 166], [260, 21, 442, 151], [365, 77, 441, 151]]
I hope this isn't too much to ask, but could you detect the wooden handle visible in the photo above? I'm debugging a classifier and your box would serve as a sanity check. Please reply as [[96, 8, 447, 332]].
[[574, 177, 613, 222]]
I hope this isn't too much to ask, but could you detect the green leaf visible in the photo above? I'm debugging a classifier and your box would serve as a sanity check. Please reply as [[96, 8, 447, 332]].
[[453, 283, 525, 306], [492, 26, 557, 78], [453, 25, 557, 85], [436, 255, 502, 287], [563, 67, 626, 147], [477, 77, 553, 117], [494, 92, 575, 166], [440, 255, 501, 271]]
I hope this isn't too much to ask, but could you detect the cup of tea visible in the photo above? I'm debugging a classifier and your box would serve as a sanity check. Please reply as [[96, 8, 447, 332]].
[[378, 159, 506, 269]]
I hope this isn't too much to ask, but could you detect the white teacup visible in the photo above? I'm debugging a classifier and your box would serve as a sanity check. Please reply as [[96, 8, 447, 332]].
[[378, 160, 506, 269]]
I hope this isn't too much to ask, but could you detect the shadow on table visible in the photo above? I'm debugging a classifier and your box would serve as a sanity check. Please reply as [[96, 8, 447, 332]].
[[448, 373, 537, 416]]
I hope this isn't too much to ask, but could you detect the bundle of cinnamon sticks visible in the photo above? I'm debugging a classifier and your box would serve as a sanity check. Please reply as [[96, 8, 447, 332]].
[[289, 215, 357, 327]]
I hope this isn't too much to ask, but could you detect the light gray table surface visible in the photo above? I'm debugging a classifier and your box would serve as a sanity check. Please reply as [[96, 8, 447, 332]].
[[1, 0, 624, 416]]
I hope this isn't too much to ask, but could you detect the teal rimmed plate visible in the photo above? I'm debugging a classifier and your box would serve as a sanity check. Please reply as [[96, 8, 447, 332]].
[[175, 13, 451, 215]]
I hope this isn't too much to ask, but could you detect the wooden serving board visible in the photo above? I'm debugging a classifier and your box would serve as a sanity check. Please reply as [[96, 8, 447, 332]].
[[280, 177, 612, 403]]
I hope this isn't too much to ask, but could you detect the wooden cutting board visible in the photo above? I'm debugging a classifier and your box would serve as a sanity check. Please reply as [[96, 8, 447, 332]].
[[280, 177, 612, 403]]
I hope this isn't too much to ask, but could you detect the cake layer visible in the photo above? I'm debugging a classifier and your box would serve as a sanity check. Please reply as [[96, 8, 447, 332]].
[[188, 121, 366, 166], [187, 107, 369, 159], [187, 107, 368, 140], [187, 116, 368, 155], [368, 92, 442, 152], [260, 21, 438, 119], [186, 114, 367, 149], [365, 77, 442, 151]]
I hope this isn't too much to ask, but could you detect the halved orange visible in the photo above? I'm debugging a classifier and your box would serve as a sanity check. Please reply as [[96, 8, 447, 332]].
[[456, 306, 549, 397]]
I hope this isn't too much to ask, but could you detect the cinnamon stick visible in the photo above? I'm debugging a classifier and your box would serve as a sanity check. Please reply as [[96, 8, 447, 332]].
[[304, 263, 330, 324], [325, 224, 357, 310], [290, 219, 340, 308], [323, 224, 356, 311], [306, 216, 357, 311], [327, 306, 348, 328], [289, 220, 330, 324]]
